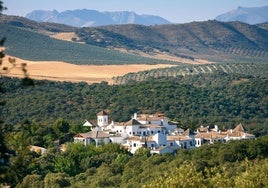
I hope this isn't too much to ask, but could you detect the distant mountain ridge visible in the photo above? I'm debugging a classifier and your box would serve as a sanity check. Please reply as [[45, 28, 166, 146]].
[[25, 9, 170, 27], [216, 6, 268, 24]]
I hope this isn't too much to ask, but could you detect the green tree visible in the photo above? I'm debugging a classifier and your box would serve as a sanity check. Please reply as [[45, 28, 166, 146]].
[[53, 155, 77, 175], [18, 174, 44, 188], [44, 173, 70, 188], [52, 118, 70, 135], [235, 159, 268, 187], [144, 161, 207, 188], [135, 147, 151, 157]]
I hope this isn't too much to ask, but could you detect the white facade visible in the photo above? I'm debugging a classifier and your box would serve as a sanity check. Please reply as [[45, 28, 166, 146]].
[[73, 129, 111, 147], [74, 112, 256, 155], [123, 136, 146, 154], [83, 120, 94, 127], [97, 110, 109, 127]]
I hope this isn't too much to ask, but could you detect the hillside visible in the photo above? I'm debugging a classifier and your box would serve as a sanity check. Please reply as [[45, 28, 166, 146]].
[[25, 9, 171, 27], [75, 20, 268, 63], [1, 15, 268, 64], [216, 6, 268, 24], [112, 63, 268, 84], [1, 73, 267, 137], [0, 24, 173, 65], [0, 14, 76, 34]]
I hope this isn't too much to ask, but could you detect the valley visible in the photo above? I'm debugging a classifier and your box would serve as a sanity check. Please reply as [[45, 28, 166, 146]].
[[1, 7, 268, 187]]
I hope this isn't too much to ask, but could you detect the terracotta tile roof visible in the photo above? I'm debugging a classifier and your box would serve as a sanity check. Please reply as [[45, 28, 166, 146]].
[[233, 123, 245, 132], [135, 113, 167, 121], [167, 135, 193, 141], [225, 131, 254, 138], [182, 128, 195, 136], [74, 131, 110, 139], [125, 136, 146, 142], [125, 136, 140, 141], [197, 126, 209, 133], [195, 132, 226, 139], [138, 117, 165, 121], [89, 130, 110, 138], [125, 119, 142, 126], [74, 133, 88, 138]]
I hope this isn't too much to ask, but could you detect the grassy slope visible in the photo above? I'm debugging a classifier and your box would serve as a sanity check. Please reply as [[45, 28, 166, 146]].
[[0, 24, 173, 65]]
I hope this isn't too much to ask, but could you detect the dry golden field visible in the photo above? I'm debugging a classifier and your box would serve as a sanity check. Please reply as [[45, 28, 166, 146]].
[[1, 55, 176, 84]]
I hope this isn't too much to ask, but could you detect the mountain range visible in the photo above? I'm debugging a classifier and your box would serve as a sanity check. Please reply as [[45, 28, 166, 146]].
[[25, 6, 268, 27], [25, 9, 170, 27], [216, 6, 268, 24]]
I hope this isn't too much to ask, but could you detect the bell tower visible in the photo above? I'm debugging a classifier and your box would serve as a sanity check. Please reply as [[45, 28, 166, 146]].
[[97, 110, 109, 127]]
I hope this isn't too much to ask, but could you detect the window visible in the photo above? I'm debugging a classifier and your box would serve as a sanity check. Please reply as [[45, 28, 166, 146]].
[[170, 143, 173, 146], [133, 143, 137, 147], [151, 144, 154, 147], [129, 132, 132, 135], [151, 131, 154, 134]]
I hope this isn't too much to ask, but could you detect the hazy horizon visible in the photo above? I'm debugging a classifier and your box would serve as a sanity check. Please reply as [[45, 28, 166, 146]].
[[2, 0, 268, 23]]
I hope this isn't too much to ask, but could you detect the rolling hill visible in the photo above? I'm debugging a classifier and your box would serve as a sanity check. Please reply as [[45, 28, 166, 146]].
[[0, 24, 173, 65], [76, 20, 268, 63], [0, 14, 76, 34], [1, 15, 268, 66]]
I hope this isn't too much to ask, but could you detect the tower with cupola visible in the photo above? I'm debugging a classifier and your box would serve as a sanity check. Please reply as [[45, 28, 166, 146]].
[[97, 110, 109, 127]]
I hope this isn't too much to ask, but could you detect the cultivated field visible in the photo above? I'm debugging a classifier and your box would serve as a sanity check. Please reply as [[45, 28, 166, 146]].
[[1, 55, 175, 84], [51, 32, 215, 65]]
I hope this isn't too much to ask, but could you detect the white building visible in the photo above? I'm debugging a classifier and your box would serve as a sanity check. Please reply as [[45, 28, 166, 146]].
[[74, 111, 255, 154], [195, 123, 255, 147], [97, 110, 109, 128], [167, 129, 196, 149], [73, 127, 111, 146]]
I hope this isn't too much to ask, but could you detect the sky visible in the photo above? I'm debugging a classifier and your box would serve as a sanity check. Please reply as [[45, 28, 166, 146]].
[[2, 0, 268, 23]]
